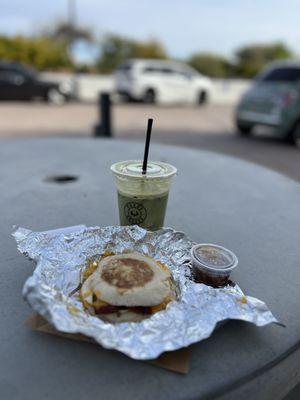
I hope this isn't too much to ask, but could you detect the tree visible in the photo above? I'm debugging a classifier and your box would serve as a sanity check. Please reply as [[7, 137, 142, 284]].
[[132, 39, 167, 59], [187, 53, 235, 77], [44, 22, 93, 67], [235, 42, 294, 78], [47, 22, 92, 44], [0, 34, 72, 70], [96, 34, 168, 73]]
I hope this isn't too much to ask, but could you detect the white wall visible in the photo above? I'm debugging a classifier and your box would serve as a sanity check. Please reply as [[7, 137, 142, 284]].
[[210, 79, 250, 104], [41, 72, 251, 104]]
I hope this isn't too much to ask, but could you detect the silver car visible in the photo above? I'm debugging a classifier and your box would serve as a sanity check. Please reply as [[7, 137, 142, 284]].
[[235, 61, 300, 144]]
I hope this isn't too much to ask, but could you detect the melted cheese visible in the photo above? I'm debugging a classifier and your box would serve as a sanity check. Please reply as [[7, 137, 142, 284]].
[[150, 296, 173, 314], [82, 250, 115, 281]]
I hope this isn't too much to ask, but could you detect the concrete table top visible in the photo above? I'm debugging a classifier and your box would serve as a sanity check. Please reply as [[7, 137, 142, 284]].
[[0, 137, 299, 400]]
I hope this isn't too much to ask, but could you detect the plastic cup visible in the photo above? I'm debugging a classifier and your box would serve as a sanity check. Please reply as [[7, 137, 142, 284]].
[[111, 160, 177, 231], [191, 244, 238, 287]]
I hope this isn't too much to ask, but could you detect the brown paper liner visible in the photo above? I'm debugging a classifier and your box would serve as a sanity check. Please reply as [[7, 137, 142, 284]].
[[26, 313, 190, 374]]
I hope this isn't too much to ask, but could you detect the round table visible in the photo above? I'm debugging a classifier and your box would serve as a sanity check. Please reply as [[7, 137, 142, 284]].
[[1, 137, 299, 400]]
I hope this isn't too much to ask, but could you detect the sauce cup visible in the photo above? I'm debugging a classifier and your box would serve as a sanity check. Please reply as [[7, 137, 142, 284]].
[[191, 243, 238, 287]]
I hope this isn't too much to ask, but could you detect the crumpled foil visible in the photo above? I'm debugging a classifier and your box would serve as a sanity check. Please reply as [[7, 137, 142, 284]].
[[13, 225, 278, 360]]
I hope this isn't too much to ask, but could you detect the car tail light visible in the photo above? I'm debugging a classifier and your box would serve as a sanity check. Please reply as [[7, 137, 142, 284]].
[[281, 90, 298, 108]]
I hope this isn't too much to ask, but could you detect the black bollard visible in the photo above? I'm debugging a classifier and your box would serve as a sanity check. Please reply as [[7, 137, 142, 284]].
[[94, 92, 113, 137]]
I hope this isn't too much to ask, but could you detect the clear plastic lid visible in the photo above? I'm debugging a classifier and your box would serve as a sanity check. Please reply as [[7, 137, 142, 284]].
[[111, 160, 177, 180], [192, 244, 237, 270]]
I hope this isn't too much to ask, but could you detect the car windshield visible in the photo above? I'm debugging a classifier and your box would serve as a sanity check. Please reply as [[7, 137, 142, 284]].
[[14, 65, 37, 79], [25, 66, 37, 79], [260, 67, 300, 82]]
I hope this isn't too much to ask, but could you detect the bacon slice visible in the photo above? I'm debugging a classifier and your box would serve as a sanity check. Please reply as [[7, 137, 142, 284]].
[[94, 302, 171, 315], [94, 305, 124, 314]]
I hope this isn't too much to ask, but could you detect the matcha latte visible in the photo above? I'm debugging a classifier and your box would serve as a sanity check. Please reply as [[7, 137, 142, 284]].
[[111, 161, 176, 230]]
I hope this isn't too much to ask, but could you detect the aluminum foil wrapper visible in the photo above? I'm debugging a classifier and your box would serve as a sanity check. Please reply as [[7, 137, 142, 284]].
[[13, 225, 278, 360]]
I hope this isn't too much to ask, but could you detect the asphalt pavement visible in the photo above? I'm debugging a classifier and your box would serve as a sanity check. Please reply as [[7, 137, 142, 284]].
[[0, 102, 299, 182]]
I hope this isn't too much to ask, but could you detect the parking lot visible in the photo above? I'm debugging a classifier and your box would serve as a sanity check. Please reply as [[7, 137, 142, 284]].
[[1, 102, 300, 182], [0, 102, 234, 137]]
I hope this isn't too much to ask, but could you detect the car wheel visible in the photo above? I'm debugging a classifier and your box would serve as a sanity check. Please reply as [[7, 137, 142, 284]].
[[197, 91, 207, 106], [236, 122, 253, 135], [288, 120, 300, 145], [47, 88, 66, 105], [119, 93, 131, 103], [143, 89, 156, 104]]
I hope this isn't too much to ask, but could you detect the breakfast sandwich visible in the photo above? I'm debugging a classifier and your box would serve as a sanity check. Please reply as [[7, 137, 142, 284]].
[[80, 252, 175, 323]]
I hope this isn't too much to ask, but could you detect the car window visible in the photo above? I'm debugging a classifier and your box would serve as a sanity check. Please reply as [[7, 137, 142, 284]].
[[161, 67, 178, 74], [22, 66, 36, 79], [175, 69, 193, 79], [261, 67, 300, 82], [142, 66, 161, 74], [0, 69, 25, 82], [142, 66, 190, 76], [0, 68, 12, 77]]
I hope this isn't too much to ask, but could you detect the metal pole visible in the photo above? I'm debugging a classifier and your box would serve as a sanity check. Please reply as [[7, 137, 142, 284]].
[[94, 93, 113, 137], [68, 0, 78, 100], [68, 0, 76, 27]]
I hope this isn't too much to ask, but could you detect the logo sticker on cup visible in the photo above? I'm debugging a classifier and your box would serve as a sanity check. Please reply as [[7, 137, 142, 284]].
[[124, 202, 147, 224]]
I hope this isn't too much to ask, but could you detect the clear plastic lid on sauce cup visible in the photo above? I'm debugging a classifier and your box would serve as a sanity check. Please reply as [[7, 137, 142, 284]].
[[191, 244, 238, 287]]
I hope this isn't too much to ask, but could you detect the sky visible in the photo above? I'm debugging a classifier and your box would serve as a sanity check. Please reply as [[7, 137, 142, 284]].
[[1, 0, 300, 62]]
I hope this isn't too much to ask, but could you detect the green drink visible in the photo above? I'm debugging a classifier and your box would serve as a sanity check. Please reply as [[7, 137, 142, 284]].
[[111, 161, 176, 231], [117, 191, 169, 231]]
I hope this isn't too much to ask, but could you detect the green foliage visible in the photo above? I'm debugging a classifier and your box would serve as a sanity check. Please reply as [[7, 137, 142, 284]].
[[95, 35, 134, 73], [188, 43, 294, 79], [76, 63, 96, 73], [96, 34, 168, 73], [0, 31, 296, 77], [0, 35, 72, 71], [132, 39, 167, 59], [235, 42, 294, 78], [187, 53, 235, 77], [45, 22, 93, 45]]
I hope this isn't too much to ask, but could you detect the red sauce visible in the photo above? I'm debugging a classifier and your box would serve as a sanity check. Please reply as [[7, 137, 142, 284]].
[[193, 267, 229, 288]]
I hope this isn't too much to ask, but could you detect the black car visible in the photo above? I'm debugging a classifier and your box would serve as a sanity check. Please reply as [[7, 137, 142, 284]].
[[0, 61, 70, 104]]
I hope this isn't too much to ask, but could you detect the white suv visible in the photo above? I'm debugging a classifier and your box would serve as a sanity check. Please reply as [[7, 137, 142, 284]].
[[114, 58, 212, 105]]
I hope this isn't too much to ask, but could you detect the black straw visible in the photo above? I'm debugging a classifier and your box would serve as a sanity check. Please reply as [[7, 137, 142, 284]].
[[142, 118, 153, 174]]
